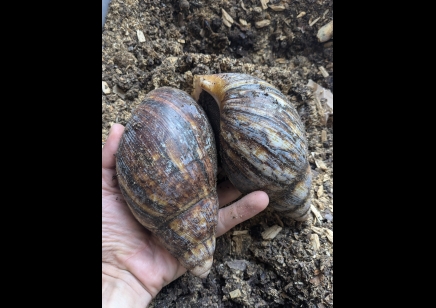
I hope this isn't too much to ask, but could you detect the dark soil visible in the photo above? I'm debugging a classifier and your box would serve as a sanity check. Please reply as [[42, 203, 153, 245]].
[[102, 0, 333, 307]]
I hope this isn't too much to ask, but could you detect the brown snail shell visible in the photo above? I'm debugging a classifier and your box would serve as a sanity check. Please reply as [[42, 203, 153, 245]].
[[115, 87, 218, 278], [192, 73, 312, 221]]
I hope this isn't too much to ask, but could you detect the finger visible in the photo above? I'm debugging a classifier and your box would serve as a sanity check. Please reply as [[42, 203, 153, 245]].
[[217, 180, 242, 208], [216, 191, 269, 237], [102, 124, 125, 170]]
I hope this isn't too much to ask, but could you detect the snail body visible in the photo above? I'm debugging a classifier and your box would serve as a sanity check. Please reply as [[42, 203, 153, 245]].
[[192, 73, 312, 221], [115, 87, 218, 278]]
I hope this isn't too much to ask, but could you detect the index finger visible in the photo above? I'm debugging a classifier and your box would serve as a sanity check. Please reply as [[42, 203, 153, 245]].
[[216, 191, 269, 237]]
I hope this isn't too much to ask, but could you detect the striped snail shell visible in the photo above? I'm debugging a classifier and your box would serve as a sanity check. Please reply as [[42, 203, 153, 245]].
[[115, 87, 218, 278], [192, 73, 312, 221]]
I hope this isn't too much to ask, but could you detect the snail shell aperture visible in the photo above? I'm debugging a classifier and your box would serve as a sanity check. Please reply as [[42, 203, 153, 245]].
[[115, 87, 218, 278], [192, 73, 312, 221]]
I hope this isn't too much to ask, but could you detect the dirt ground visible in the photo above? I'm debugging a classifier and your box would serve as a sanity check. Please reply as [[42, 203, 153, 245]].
[[102, 0, 333, 307]]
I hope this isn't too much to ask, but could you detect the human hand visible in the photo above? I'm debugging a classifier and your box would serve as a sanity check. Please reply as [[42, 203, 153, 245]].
[[102, 124, 269, 307]]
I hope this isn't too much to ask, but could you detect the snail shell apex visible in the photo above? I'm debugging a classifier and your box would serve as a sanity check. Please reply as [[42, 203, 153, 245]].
[[193, 73, 312, 221], [115, 87, 219, 277]]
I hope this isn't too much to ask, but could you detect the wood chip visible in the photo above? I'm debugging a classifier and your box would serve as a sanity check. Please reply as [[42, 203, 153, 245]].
[[321, 130, 327, 142], [261, 240, 270, 247], [102, 81, 111, 94], [319, 66, 329, 77], [313, 199, 325, 211], [226, 260, 248, 271], [315, 159, 328, 171], [229, 289, 242, 298], [307, 79, 333, 124], [324, 229, 333, 243], [232, 230, 249, 236], [255, 20, 271, 28], [310, 234, 320, 251], [113, 85, 126, 99], [260, 0, 269, 10], [233, 236, 244, 255], [297, 12, 306, 18], [311, 226, 323, 235], [274, 213, 284, 228], [136, 30, 146, 42], [222, 8, 234, 28], [240, 0, 248, 12], [310, 204, 323, 222], [222, 19, 232, 28], [317, 20, 333, 42], [269, 4, 285, 11], [177, 39, 185, 43], [239, 18, 248, 26], [166, 57, 178, 65], [309, 274, 322, 285], [261, 225, 282, 240], [284, 282, 293, 290], [319, 196, 330, 205], [311, 226, 333, 243], [309, 17, 320, 27], [312, 89, 326, 124], [317, 185, 324, 198]]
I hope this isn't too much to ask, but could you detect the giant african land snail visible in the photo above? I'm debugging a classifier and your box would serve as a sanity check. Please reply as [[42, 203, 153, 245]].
[[115, 73, 312, 278]]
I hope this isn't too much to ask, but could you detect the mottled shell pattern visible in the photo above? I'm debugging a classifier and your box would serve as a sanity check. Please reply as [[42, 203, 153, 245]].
[[115, 87, 219, 278], [193, 73, 312, 221]]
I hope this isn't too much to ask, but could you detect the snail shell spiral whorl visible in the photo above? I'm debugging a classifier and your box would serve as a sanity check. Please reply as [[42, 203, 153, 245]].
[[116, 87, 219, 278], [193, 73, 312, 221]]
